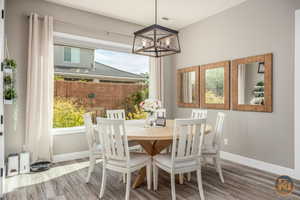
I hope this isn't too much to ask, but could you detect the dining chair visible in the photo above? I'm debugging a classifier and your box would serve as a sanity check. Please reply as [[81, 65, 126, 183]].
[[106, 109, 140, 149], [183, 109, 208, 182], [106, 109, 126, 119], [153, 118, 206, 200], [191, 109, 208, 119], [202, 112, 226, 183], [97, 118, 152, 200], [83, 113, 102, 183], [106, 109, 142, 183]]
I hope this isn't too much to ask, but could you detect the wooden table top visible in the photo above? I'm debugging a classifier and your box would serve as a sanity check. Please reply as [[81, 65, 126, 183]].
[[125, 119, 212, 141]]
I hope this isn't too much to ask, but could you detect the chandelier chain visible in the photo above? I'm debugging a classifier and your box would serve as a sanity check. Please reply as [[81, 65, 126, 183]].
[[155, 0, 157, 24]]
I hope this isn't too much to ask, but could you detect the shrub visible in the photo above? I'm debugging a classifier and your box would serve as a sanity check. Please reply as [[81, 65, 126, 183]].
[[127, 105, 147, 120], [205, 90, 224, 104], [53, 97, 86, 128], [123, 87, 148, 119]]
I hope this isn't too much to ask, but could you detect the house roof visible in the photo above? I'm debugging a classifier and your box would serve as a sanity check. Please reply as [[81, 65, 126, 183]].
[[55, 62, 145, 81]]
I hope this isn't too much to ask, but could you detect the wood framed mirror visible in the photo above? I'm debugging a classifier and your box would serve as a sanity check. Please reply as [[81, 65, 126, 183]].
[[231, 53, 273, 112], [200, 61, 230, 110], [177, 66, 200, 107]]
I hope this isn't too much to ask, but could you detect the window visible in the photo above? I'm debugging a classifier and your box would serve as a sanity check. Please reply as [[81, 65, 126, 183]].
[[64, 47, 80, 63], [54, 46, 149, 129]]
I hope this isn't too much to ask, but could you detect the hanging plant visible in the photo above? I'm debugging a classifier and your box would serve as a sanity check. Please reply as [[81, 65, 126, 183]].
[[4, 75, 12, 85], [4, 88, 17, 100], [4, 58, 17, 69]]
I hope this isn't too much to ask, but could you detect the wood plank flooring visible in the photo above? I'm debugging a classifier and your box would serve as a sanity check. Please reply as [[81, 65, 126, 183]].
[[3, 159, 300, 200]]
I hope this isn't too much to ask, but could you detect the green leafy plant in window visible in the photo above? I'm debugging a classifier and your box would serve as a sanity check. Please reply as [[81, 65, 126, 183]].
[[123, 87, 148, 120], [53, 97, 86, 128]]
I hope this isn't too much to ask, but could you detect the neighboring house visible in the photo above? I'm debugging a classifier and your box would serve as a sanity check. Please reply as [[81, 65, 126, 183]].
[[54, 45, 145, 83]]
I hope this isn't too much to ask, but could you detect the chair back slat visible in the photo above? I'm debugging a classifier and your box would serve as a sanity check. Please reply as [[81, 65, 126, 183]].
[[97, 118, 129, 162], [191, 109, 207, 119], [106, 109, 126, 119], [172, 119, 206, 163], [84, 113, 97, 150], [213, 112, 226, 150]]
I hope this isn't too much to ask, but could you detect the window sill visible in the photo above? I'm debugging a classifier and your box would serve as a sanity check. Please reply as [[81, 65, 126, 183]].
[[52, 126, 85, 136]]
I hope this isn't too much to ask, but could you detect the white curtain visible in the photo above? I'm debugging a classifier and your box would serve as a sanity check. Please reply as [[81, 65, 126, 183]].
[[149, 57, 164, 104], [25, 13, 54, 162], [238, 64, 246, 104]]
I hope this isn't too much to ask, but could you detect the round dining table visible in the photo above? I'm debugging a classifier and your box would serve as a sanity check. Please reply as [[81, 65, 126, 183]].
[[124, 119, 213, 189]]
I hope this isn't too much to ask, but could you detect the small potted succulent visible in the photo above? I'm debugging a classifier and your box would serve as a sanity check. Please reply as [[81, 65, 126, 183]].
[[4, 75, 12, 85], [4, 88, 17, 104], [3, 58, 16, 73]]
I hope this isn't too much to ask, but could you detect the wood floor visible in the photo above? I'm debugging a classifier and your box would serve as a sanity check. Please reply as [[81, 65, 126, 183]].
[[3, 159, 300, 200]]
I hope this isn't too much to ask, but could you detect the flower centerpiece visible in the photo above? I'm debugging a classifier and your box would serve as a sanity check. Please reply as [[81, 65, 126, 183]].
[[139, 99, 162, 127]]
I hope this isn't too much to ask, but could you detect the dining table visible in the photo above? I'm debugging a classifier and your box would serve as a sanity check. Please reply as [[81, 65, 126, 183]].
[[124, 119, 213, 189]]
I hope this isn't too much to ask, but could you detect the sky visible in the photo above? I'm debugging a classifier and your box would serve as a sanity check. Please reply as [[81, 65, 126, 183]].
[[95, 49, 149, 74]]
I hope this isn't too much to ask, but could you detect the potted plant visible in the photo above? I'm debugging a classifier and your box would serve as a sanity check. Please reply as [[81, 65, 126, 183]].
[[4, 58, 16, 73], [4, 75, 12, 85], [4, 88, 17, 104]]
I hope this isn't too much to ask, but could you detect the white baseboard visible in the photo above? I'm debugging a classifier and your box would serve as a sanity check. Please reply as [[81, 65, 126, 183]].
[[52, 150, 299, 180], [53, 151, 90, 163], [220, 151, 299, 180]]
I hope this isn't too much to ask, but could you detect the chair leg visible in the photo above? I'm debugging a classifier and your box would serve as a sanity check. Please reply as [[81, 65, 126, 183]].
[[179, 174, 184, 184], [187, 172, 191, 182], [99, 166, 107, 199], [196, 169, 205, 200], [171, 173, 176, 200], [153, 163, 158, 191], [216, 156, 224, 183], [203, 157, 208, 166], [122, 173, 126, 183], [146, 162, 152, 190], [86, 155, 96, 183], [125, 172, 131, 200]]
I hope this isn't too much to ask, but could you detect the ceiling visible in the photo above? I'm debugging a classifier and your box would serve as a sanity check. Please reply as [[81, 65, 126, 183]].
[[45, 0, 247, 29]]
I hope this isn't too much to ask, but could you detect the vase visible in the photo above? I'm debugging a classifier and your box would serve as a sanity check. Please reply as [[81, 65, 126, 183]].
[[145, 112, 155, 128]]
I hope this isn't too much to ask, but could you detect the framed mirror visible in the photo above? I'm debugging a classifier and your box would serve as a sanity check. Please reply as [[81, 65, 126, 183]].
[[200, 61, 230, 109], [231, 53, 272, 112], [177, 66, 200, 107]]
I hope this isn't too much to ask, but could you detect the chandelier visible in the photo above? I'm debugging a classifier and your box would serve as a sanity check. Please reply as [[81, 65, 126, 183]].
[[132, 0, 181, 57]]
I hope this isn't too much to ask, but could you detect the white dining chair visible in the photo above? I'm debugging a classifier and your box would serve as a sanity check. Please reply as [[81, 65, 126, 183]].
[[202, 112, 226, 183], [153, 118, 206, 200], [83, 113, 102, 183], [191, 109, 208, 119], [181, 109, 208, 183], [106, 109, 126, 119], [106, 109, 142, 182], [106, 109, 140, 148], [97, 118, 152, 200]]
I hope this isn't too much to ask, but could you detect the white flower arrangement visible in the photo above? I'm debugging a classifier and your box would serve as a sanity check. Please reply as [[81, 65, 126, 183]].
[[139, 99, 162, 114]]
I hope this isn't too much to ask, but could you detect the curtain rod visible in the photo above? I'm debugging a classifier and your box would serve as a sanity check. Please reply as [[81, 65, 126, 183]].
[[26, 14, 134, 39]]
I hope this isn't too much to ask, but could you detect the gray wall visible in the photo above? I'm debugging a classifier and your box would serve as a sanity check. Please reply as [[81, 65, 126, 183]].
[[4, 0, 144, 156], [54, 45, 94, 69], [171, 0, 300, 168]]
